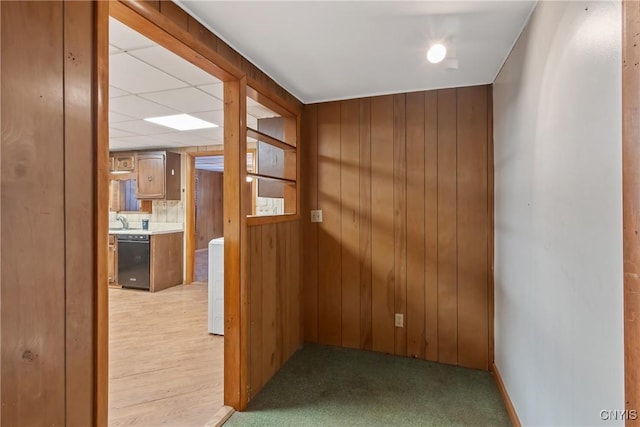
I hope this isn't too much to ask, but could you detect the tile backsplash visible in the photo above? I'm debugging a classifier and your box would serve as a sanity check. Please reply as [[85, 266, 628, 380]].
[[109, 200, 184, 229]]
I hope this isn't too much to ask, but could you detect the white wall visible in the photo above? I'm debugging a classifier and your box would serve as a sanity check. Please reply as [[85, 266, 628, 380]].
[[493, 1, 623, 426]]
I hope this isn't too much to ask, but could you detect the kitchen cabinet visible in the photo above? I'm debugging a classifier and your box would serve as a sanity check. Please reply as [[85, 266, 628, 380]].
[[136, 151, 181, 200], [108, 234, 118, 285], [112, 153, 135, 172]]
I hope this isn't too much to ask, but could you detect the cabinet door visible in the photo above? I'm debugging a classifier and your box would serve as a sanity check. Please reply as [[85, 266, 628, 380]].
[[137, 154, 165, 199], [108, 236, 117, 284], [114, 155, 135, 171]]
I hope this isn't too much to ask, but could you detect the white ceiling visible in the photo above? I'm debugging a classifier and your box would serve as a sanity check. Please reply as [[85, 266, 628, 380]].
[[178, 1, 536, 103], [109, 17, 277, 151]]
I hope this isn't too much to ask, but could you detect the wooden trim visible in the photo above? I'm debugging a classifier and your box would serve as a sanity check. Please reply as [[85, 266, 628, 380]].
[[247, 85, 300, 117], [491, 363, 521, 427], [185, 154, 196, 284], [112, 1, 236, 82], [487, 85, 495, 366], [623, 2, 640, 424], [96, 1, 110, 424], [223, 77, 249, 410], [185, 150, 224, 284], [247, 127, 296, 151], [115, 1, 303, 115], [247, 213, 300, 227], [247, 172, 296, 185]]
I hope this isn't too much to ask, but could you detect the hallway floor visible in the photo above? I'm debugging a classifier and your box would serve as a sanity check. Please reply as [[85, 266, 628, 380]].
[[109, 283, 223, 427], [225, 344, 510, 427]]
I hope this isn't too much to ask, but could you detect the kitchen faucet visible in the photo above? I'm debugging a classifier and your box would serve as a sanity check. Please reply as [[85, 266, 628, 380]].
[[116, 215, 129, 230]]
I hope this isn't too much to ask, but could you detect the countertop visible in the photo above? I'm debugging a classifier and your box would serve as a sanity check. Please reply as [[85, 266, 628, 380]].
[[108, 221, 183, 236]]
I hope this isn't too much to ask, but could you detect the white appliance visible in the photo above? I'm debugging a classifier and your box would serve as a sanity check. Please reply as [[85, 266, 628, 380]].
[[208, 237, 224, 335]]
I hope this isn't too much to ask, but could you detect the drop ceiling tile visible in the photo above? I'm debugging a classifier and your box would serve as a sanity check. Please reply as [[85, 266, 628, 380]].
[[154, 131, 210, 145], [109, 128, 135, 138], [139, 87, 223, 114], [110, 119, 174, 136], [188, 126, 224, 140], [110, 86, 129, 98], [110, 53, 188, 94], [109, 17, 155, 51], [191, 110, 224, 127], [109, 44, 121, 55], [110, 95, 178, 119], [109, 110, 136, 123], [198, 83, 223, 100], [129, 46, 220, 86]]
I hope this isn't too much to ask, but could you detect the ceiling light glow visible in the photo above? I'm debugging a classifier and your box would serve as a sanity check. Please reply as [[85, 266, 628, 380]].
[[427, 43, 447, 64], [144, 114, 218, 131]]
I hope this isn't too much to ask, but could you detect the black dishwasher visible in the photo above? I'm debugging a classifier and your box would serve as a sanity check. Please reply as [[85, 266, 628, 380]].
[[117, 234, 150, 290]]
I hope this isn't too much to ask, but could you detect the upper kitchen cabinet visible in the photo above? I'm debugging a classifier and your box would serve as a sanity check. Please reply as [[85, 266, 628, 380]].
[[112, 153, 135, 172], [136, 151, 181, 200]]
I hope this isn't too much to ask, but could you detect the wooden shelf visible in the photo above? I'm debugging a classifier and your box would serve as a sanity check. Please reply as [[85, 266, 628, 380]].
[[247, 127, 295, 151]]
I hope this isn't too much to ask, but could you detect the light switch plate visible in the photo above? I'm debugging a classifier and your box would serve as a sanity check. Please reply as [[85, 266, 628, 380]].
[[395, 313, 404, 328], [310, 210, 323, 223]]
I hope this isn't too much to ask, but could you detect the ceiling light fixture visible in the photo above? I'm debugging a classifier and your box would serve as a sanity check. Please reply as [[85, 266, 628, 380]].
[[144, 114, 218, 131], [427, 43, 447, 64]]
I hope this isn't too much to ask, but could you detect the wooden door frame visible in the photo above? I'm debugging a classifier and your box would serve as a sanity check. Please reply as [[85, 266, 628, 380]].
[[185, 150, 224, 284], [97, 2, 250, 422], [186, 149, 258, 284]]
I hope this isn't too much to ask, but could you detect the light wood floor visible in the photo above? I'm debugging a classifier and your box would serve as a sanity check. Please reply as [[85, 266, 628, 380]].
[[109, 283, 223, 427]]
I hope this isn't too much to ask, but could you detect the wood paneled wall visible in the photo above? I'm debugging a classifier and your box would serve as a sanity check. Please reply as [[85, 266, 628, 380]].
[[195, 170, 223, 249], [1, 1, 101, 424], [247, 220, 302, 400], [302, 85, 492, 370]]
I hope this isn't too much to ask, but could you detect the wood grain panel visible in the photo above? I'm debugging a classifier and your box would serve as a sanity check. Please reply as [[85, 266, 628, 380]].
[[456, 86, 488, 370], [317, 102, 342, 346], [393, 94, 407, 356], [406, 91, 426, 359], [195, 170, 224, 249], [623, 1, 640, 420], [1, 2, 66, 424], [437, 88, 458, 366], [340, 99, 361, 349], [247, 221, 302, 401], [261, 223, 278, 383], [302, 104, 319, 342], [424, 90, 439, 362], [359, 98, 373, 351], [487, 87, 495, 367], [370, 95, 395, 355], [249, 226, 263, 396], [64, 3, 97, 423], [302, 85, 492, 370]]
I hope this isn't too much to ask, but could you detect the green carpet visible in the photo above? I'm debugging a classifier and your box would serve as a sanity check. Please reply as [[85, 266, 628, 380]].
[[224, 344, 510, 427]]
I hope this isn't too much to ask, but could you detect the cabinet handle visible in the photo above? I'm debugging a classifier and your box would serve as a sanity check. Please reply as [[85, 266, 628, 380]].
[[147, 176, 152, 181]]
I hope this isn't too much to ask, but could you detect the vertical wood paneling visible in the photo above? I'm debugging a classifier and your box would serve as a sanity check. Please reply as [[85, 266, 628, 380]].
[[456, 86, 489, 370], [302, 85, 491, 370], [1, 3, 66, 424], [406, 92, 426, 359], [64, 3, 96, 423], [261, 223, 277, 382], [622, 1, 640, 415], [340, 99, 361, 349], [247, 221, 302, 401], [393, 94, 407, 356], [487, 87, 495, 367], [317, 102, 342, 346], [437, 88, 458, 365], [424, 91, 439, 362], [359, 99, 373, 350], [302, 105, 319, 342], [370, 96, 395, 355], [249, 227, 263, 396]]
